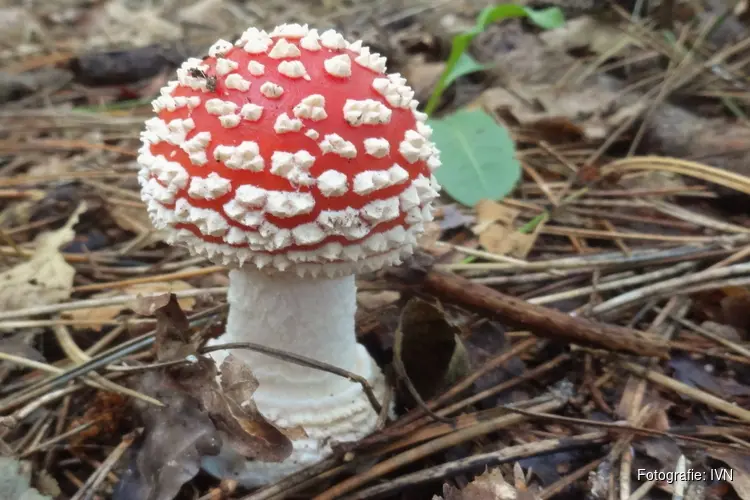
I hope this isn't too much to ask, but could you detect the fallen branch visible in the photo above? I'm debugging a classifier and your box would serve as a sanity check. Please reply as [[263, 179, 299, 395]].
[[406, 269, 669, 359]]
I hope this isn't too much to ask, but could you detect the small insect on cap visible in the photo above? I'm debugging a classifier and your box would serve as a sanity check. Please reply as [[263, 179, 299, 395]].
[[137, 23, 441, 278]]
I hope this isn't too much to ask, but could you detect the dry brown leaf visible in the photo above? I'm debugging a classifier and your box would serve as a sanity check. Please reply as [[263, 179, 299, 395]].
[[434, 468, 526, 500], [481, 84, 647, 141], [119, 356, 293, 498], [706, 451, 750, 499], [64, 281, 196, 331], [470, 200, 534, 257], [178, 355, 293, 461], [539, 16, 640, 55], [135, 292, 197, 361], [478, 224, 535, 259], [0, 203, 85, 313], [475, 200, 519, 229], [118, 371, 223, 500]]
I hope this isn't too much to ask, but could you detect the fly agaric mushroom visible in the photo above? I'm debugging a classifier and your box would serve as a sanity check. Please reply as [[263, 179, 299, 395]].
[[137, 23, 441, 485]]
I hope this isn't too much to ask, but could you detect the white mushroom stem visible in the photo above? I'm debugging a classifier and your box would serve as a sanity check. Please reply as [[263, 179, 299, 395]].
[[202, 268, 388, 486]]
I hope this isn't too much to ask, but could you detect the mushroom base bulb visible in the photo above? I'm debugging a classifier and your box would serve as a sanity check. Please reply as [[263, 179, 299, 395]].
[[201, 268, 389, 487]]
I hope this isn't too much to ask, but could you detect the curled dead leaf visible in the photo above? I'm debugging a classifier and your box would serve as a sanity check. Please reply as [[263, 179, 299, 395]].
[[119, 353, 293, 499], [132, 291, 172, 316], [395, 297, 471, 405], [134, 292, 198, 361]]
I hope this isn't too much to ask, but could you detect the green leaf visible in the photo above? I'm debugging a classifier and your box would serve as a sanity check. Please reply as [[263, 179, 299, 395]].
[[429, 110, 521, 206], [477, 3, 565, 30], [441, 53, 487, 90], [424, 4, 565, 115]]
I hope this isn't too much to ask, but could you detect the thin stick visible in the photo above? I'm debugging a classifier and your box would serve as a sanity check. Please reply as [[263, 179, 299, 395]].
[[528, 262, 694, 305], [591, 262, 750, 315], [72, 265, 226, 292], [0, 287, 227, 320], [69, 430, 138, 500], [540, 457, 606, 499], [53, 324, 162, 407], [343, 432, 608, 499], [20, 421, 97, 458], [312, 397, 567, 500], [359, 338, 540, 446], [621, 361, 750, 422], [201, 343, 382, 415], [659, 307, 750, 359], [0, 304, 228, 413], [413, 270, 668, 358]]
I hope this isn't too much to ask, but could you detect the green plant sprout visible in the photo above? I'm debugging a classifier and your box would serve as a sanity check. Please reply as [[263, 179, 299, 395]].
[[424, 4, 565, 116]]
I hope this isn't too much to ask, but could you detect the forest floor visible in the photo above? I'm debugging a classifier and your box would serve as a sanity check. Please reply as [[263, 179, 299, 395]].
[[1, 0, 750, 498]]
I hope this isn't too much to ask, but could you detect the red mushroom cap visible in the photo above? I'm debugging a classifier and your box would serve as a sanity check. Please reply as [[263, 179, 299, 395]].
[[138, 24, 441, 277]]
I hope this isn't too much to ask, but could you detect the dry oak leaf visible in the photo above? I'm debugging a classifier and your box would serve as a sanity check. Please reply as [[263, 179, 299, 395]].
[[0, 203, 85, 313]]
